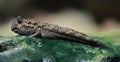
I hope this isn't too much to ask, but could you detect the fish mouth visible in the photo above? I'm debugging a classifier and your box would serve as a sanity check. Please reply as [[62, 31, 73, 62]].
[[11, 22, 18, 32], [13, 29, 18, 32], [11, 28, 19, 34]]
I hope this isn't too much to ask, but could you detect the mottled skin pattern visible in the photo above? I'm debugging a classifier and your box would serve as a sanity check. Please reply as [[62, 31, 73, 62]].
[[11, 16, 109, 48]]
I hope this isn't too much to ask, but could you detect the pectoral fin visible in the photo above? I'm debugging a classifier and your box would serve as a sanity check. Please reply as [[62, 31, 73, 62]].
[[30, 29, 42, 37]]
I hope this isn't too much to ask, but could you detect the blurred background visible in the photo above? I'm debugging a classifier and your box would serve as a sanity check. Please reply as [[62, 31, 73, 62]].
[[0, 0, 120, 36]]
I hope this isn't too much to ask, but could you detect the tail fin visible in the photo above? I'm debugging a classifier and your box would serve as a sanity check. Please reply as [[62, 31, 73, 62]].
[[83, 38, 110, 49]]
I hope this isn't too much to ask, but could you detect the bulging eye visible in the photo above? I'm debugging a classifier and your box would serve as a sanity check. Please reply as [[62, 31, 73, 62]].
[[17, 16, 23, 24]]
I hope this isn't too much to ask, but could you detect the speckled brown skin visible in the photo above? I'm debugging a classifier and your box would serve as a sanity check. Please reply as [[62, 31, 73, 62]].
[[11, 16, 109, 48]]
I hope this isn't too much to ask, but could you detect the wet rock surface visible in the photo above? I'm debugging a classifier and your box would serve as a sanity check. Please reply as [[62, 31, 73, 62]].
[[0, 31, 120, 62], [0, 40, 19, 52]]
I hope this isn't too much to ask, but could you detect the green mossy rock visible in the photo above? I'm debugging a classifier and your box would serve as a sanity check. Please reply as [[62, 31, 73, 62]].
[[0, 31, 120, 62]]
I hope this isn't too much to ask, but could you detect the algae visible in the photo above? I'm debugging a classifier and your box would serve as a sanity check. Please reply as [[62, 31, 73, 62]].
[[0, 31, 120, 62]]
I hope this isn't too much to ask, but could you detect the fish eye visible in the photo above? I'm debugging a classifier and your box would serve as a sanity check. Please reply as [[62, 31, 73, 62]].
[[16, 16, 23, 24]]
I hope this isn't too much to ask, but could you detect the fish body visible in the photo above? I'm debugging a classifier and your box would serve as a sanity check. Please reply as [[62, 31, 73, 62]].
[[11, 16, 109, 48]]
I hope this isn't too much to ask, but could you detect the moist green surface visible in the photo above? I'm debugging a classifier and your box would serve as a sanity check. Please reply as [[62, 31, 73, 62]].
[[0, 31, 120, 62]]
